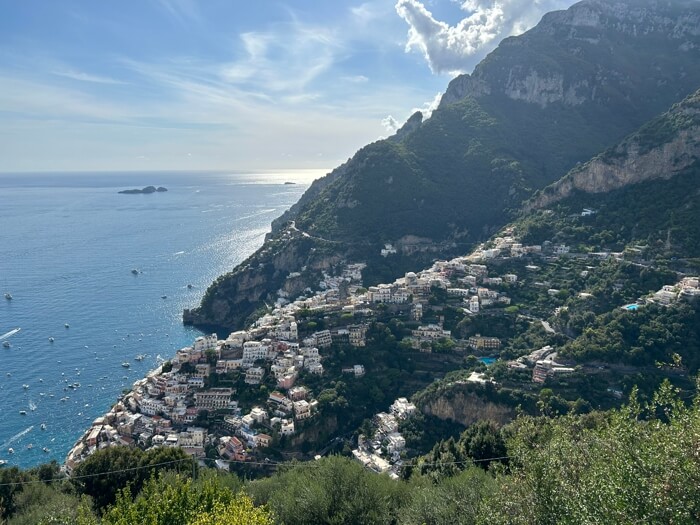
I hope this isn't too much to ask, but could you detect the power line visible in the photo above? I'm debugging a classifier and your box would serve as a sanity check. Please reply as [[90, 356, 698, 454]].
[[0, 453, 514, 488]]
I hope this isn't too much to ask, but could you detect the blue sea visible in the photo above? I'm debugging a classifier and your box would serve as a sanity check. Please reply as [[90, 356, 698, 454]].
[[0, 170, 319, 468]]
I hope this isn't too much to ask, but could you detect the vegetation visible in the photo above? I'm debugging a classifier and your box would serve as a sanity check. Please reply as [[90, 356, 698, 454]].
[[3, 381, 700, 523]]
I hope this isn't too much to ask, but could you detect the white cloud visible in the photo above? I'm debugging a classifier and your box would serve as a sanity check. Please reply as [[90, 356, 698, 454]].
[[411, 91, 443, 118], [382, 115, 400, 132], [396, 0, 575, 75]]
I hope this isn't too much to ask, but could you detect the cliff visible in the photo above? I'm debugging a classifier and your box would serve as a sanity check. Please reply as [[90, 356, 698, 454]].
[[527, 89, 700, 211], [184, 225, 342, 332]]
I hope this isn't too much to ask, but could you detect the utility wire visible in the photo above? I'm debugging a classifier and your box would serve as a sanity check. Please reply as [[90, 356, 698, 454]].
[[0, 453, 514, 488]]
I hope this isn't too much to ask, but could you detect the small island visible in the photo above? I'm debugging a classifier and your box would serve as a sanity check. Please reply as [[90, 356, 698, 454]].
[[118, 186, 168, 194]]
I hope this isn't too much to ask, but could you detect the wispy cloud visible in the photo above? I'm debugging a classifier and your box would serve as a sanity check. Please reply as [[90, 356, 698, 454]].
[[220, 22, 342, 96], [52, 69, 126, 85], [154, 0, 202, 26], [396, 0, 575, 75]]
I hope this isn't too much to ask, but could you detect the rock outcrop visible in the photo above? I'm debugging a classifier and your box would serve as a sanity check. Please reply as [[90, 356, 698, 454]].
[[527, 89, 700, 211]]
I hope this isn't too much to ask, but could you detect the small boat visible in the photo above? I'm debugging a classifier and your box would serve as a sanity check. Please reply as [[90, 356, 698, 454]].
[[0, 460, 6, 466], [29, 401, 37, 411], [3, 341, 10, 348], [8, 448, 14, 454], [187, 284, 193, 289], [42, 447, 49, 453], [161, 295, 168, 299], [26, 444, 33, 450], [41, 423, 47, 430], [135, 354, 145, 361], [64, 323, 70, 328], [22, 384, 29, 389], [121, 362, 130, 368], [19, 410, 26, 415], [131, 269, 139, 275], [4, 293, 12, 300], [48, 337, 54, 343]]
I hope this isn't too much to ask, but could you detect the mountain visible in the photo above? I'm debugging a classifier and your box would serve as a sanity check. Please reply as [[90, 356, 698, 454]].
[[185, 0, 700, 333], [518, 88, 700, 259]]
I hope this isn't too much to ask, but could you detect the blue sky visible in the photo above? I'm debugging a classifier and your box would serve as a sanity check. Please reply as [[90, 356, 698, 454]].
[[0, 0, 575, 172]]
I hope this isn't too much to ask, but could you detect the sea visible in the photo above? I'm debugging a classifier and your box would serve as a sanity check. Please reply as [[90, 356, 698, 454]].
[[0, 170, 320, 468]]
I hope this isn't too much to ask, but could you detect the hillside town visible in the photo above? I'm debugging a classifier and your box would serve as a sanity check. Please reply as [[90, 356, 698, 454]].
[[65, 222, 700, 475]]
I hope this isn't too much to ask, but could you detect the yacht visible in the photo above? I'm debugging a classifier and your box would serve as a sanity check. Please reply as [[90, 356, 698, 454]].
[[48, 337, 54, 343], [64, 323, 70, 328], [42, 447, 50, 453], [4, 293, 12, 300], [19, 410, 26, 415], [135, 354, 145, 361], [121, 362, 130, 368]]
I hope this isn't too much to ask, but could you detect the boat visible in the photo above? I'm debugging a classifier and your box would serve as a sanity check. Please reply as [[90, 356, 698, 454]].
[[41, 423, 47, 430], [121, 362, 130, 368], [19, 410, 26, 415], [48, 337, 54, 343], [26, 444, 33, 450], [135, 354, 145, 361], [131, 269, 139, 275], [42, 447, 49, 453], [0, 460, 6, 466], [3, 341, 10, 348], [187, 283, 193, 289], [64, 323, 70, 328], [4, 293, 12, 300], [161, 295, 168, 299], [8, 448, 14, 454], [29, 401, 37, 411], [22, 384, 29, 389]]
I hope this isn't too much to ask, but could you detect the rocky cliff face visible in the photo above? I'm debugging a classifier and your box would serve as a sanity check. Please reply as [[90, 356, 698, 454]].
[[441, 0, 700, 110], [422, 391, 515, 427], [184, 226, 342, 332], [528, 89, 700, 210]]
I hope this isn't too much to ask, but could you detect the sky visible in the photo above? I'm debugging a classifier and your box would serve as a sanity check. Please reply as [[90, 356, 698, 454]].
[[0, 0, 576, 172]]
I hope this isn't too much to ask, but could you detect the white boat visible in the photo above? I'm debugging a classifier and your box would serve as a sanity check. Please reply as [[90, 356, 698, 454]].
[[4, 293, 12, 300], [48, 337, 54, 343], [2, 341, 10, 348], [19, 410, 26, 415], [135, 354, 145, 361], [29, 401, 37, 411], [41, 423, 47, 430], [43, 447, 50, 453], [8, 448, 14, 454], [121, 362, 130, 368], [64, 323, 70, 328]]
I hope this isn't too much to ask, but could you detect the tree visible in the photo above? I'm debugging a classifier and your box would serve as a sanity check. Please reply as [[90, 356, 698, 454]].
[[72, 446, 193, 511], [102, 473, 266, 525]]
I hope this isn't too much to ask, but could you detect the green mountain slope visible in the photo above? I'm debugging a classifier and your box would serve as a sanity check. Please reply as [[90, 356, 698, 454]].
[[186, 0, 700, 332]]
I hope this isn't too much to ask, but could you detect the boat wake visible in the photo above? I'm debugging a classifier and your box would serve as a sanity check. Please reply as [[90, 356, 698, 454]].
[[1, 425, 34, 449], [0, 328, 21, 341]]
